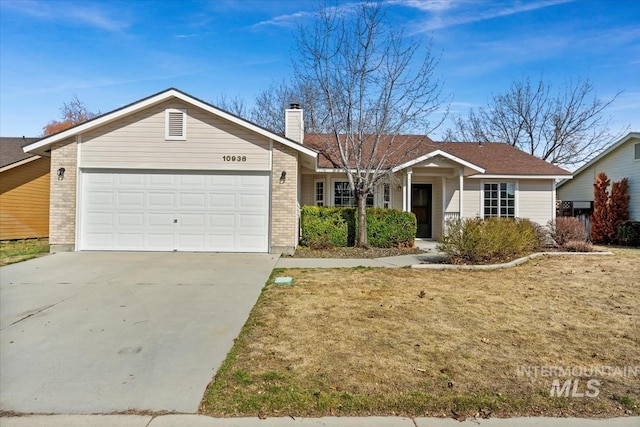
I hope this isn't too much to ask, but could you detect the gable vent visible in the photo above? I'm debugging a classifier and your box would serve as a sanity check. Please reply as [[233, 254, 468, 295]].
[[165, 108, 186, 140]]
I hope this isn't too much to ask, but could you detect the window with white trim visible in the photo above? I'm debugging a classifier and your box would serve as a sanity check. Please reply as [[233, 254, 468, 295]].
[[165, 108, 186, 140], [315, 180, 325, 206], [635, 143, 640, 160], [333, 181, 373, 207], [382, 183, 391, 208], [483, 182, 516, 218]]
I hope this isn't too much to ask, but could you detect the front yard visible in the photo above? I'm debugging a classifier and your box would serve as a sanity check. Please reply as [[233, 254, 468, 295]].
[[0, 239, 49, 266], [201, 249, 640, 419]]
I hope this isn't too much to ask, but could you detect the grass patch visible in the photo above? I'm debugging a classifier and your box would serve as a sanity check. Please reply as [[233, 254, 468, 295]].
[[0, 239, 49, 266], [201, 249, 640, 418]]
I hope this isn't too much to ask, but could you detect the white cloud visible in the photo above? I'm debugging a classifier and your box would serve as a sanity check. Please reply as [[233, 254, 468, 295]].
[[402, 0, 573, 32], [1, 0, 131, 31]]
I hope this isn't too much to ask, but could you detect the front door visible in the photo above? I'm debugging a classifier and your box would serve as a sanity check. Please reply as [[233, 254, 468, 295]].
[[412, 184, 432, 238]]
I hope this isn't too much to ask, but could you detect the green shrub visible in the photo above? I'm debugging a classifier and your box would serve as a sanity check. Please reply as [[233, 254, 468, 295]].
[[616, 221, 640, 246], [365, 208, 417, 248], [437, 217, 541, 264], [300, 206, 351, 247], [300, 206, 416, 248]]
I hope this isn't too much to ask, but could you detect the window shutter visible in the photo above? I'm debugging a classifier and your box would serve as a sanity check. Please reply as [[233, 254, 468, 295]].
[[165, 109, 186, 140]]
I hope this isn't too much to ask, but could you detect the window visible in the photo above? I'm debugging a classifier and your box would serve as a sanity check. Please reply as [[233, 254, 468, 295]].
[[315, 180, 325, 206], [165, 108, 186, 140], [635, 143, 640, 160], [484, 182, 515, 218], [333, 181, 373, 207], [382, 183, 391, 208]]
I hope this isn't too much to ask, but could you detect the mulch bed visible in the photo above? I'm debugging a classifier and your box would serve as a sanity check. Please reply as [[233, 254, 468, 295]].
[[289, 246, 426, 259]]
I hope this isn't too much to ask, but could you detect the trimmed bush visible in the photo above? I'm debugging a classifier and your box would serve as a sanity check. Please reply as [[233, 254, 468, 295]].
[[300, 206, 352, 248], [437, 217, 541, 264], [364, 208, 416, 248], [549, 217, 587, 246], [300, 206, 416, 248], [616, 221, 640, 246]]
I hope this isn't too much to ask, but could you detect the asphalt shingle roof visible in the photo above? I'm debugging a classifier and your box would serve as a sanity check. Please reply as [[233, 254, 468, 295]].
[[0, 137, 40, 169], [303, 134, 571, 176]]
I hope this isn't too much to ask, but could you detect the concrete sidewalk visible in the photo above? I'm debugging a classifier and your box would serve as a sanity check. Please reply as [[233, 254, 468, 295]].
[[1, 415, 638, 426], [276, 239, 445, 268]]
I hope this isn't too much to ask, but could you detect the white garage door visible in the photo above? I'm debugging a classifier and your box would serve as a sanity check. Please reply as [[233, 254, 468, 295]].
[[80, 170, 269, 252]]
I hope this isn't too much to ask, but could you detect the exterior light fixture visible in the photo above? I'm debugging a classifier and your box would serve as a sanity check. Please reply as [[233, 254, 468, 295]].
[[280, 171, 287, 183], [57, 167, 66, 180]]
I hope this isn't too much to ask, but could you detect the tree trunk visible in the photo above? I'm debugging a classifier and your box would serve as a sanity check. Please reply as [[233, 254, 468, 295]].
[[357, 194, 368, 247]]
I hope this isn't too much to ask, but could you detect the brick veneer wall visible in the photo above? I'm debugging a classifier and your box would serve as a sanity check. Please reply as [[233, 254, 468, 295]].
[[49, 138, 77, 252], [270, 144, 298, 254]]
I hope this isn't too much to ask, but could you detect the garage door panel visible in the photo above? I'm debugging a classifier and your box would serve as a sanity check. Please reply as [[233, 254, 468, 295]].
[[148, 192, 175, 208], [149, 174, 176, 186], [180, 175, 207, 186], [179, 193, 206, 207], [209, 175, 236, 186], [148, 212, 175, 227], [117, 213, 144, 227], [179, 213, 206, 227], [210, 194, 236, 209], [81, 170, 269, 252], [147, 233, 175, 250], [85, 212, 114, 227], [238, 214, 267, 228], [117, 233, 144, 247], [88, 192, 115, 206], [84, 232, 114, 247], [117, 174, 145, 186], [239, 194, 268, 209], [117, 192, 145, 207]]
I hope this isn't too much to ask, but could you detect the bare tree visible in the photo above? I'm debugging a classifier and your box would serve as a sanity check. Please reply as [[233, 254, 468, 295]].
[[250, 79, 328, 134], [214, 94, 248, 118], [42, 95, 99, 136], [446, 76, 622, 168], [294, 2, 446, 246]]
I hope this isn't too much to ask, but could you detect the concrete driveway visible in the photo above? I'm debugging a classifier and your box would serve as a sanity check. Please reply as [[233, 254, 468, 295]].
[[0, 252, 278, 414]]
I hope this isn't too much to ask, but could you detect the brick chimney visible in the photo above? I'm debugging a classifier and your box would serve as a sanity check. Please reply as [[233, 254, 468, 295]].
[[285, 103, 304, 144]]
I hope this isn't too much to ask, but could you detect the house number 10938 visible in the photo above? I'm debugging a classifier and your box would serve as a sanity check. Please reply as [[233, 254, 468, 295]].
[[222, 155, 247, 162]]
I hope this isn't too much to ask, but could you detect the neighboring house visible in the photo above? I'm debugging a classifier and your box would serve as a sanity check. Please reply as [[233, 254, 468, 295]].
[[557, 132, 640, 220], [23, 88, 570, 254], [0, 137, 50, 240]]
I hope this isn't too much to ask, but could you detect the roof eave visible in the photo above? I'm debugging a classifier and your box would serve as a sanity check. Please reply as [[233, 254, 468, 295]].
[[557, 131, 640, 188], [23, 88, 318, 159], [469, 174, 573, 179], [391, 149, 485, 174], [0, 155, 42, 172]]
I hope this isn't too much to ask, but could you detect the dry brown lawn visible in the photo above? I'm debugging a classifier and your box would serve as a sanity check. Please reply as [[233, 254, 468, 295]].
[[201, 249, 640, 419]]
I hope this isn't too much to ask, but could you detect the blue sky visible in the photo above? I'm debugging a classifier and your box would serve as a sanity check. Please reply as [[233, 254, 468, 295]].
[[1, 0, 638, 140]]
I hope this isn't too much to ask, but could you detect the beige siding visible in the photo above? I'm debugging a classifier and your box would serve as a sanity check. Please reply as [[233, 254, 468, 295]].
[[0, 157, 50, 240], [81, 100, 270, 171], [463, 179, 481, 218], [518, 179, 554, 225], [300, 172, 328, 206], [444, 178, 481, 218], [557, 137, 640, 219]]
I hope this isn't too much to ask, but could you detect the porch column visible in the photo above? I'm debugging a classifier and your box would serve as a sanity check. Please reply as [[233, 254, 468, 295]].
[[458, 168, 464, 219], [402, 173, 407, 211], [441, 176, 446, 229], [407, 168, 413, 212]]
